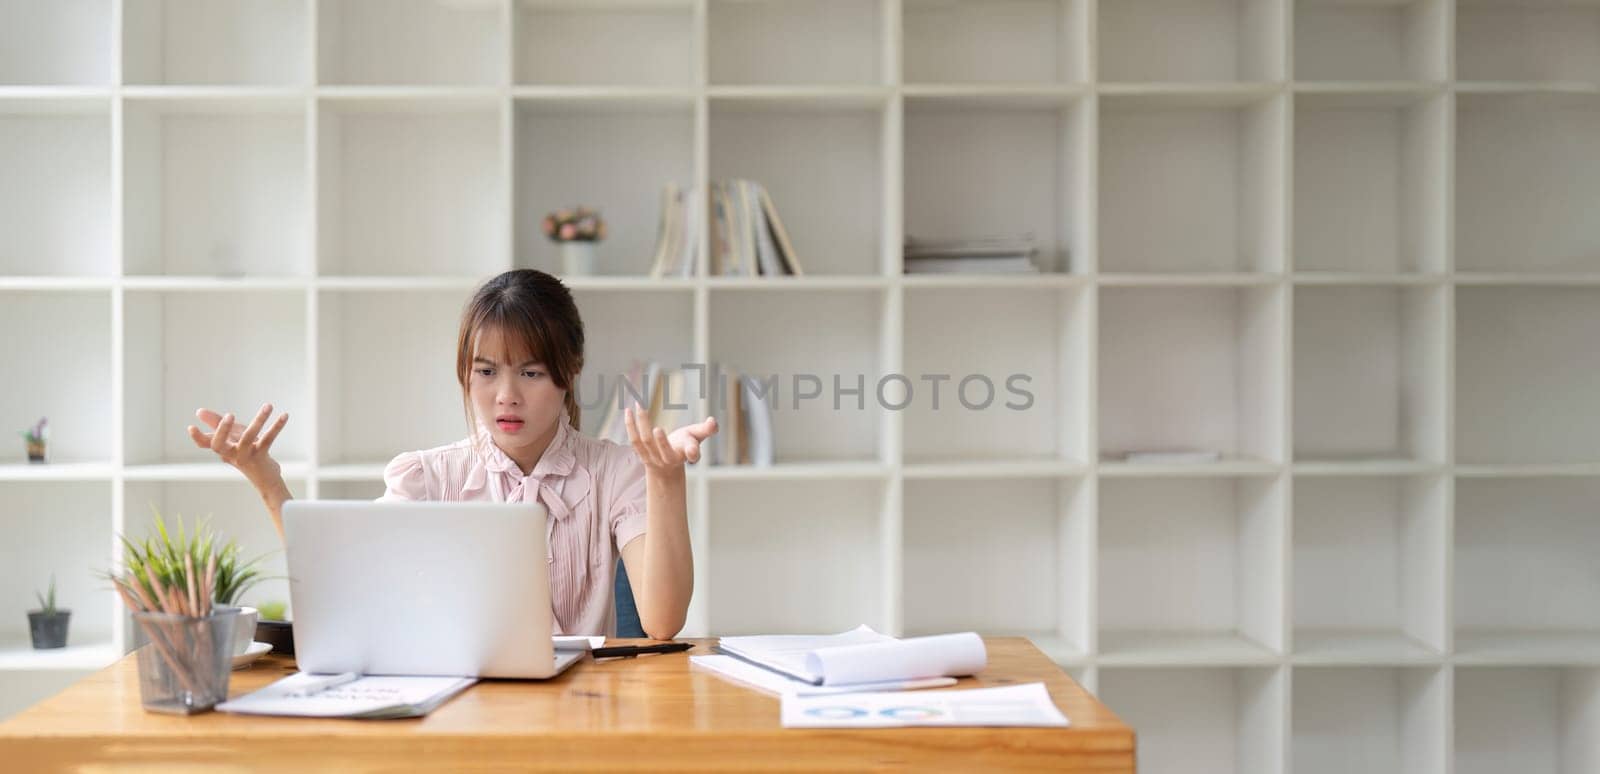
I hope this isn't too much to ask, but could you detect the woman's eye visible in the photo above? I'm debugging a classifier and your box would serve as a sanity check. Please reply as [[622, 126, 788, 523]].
[[475, 368, 493, 377], [524, 371, 543, 379]]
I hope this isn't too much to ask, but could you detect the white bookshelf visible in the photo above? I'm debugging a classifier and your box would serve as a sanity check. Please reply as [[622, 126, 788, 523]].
[[1, 0, 1598, 766]]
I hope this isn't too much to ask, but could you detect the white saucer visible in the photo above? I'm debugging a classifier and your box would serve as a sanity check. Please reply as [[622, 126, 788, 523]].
[[232, 641, 272, 669]]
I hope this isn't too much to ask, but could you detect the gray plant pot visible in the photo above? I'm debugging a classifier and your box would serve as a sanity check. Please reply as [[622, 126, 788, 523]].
[[28, 610, 70, 649]]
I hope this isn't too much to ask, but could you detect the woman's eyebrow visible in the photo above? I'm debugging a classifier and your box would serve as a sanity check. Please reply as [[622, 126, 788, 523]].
[[473, 357, 542, 367]]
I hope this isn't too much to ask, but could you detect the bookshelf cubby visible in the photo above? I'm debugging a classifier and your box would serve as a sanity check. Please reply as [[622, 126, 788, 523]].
[[0, 99, 113, 277], [1293, 92, 1448, 275], [514, 1, 696, 88], [0, 291, 114, 466], [1099, 93, 1286, 274], [123, 96, 309, 277], [2, 0, 1598, 763], [902, 476, 1092, 659], [1292, 666, 1448, 774], [317, 0, 503, 86], [1455, 92, 1600, 275], [1293, 0, 1447, 83], [1456, 0, 1600, 87], [1292, 476, 1447, 662], [122, 0, 310, 86], [1098, 475, 1286, 664], [0, 0, 113, 86], [1097, 666, 1286, 774], [1455, 666, 1600, 774], [708, 98, 886, 276], [1099, 286, 1284, 464], [1293, 285, 1446, 463], [708, 477, 884, 635]]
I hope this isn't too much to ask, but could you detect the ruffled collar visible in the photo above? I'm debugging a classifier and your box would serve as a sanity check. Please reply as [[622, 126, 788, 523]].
[[472, 413, 578, 481]]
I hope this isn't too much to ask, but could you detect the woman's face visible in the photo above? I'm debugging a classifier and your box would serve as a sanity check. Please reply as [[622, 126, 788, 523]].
[[468, 325, 568, 459]]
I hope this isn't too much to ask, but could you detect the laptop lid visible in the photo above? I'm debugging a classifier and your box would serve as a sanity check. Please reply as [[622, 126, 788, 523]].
[[282, 500, 560, 679]]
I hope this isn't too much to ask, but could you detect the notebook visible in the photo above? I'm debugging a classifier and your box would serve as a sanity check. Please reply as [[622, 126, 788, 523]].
[[691, 654, 957, 697], [217, 673, 476, 719], [716, 625, 987, 687]]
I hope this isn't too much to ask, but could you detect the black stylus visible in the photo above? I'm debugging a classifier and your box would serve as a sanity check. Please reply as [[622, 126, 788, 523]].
[[591, 642, 694, 659]]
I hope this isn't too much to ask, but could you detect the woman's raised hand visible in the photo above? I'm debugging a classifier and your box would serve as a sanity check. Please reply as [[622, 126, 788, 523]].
[[187, 403, 288, 486], [625, 404, 718, 474]]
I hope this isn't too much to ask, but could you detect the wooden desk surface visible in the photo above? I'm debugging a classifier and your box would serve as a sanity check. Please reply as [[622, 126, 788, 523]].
[[0, 637, 1133, 772]]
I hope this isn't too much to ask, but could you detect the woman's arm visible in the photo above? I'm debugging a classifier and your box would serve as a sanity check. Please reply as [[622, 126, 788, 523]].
[[189, 404, 293, 541], [621, 406, 717, 640], [620, 470, 693, 640]]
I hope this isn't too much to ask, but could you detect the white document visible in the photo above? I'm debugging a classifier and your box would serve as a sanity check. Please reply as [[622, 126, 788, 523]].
[[717, 625, 897, 683], [1119, 449, 1221, 464], [717, 625, 987, 686], [690, 655, 958, 697], [781, 682, 1070, 728], [553, 635, 606, 651], [216, 672, 477, 719]]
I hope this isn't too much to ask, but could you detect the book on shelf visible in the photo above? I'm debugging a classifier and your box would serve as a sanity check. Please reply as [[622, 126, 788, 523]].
[[588, 359, 774, 468], [740, 373, 774, 466], [904, 256, 1039, 274], [592, 359, 665, 445], [711, 179, 804, 278], [648, 182, 701, 279], [701, 362, 775, 468], [1113, 448, 1222, 464], [902, 232, 1044, 274]]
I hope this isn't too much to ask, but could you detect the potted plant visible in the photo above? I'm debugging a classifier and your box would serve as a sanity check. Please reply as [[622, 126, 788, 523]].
[[103, 507, 266, 714], [542, 206, 606, 276], [255, 599, 295, 656], [19, 416, 46, 463], [28, 574, 70, 649]]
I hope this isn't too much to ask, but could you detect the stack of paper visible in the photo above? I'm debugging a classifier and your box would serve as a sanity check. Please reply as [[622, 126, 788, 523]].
[[903, 233, 1043, 274], [554, 635, 606, 651], [217, 673, 476, 719], [692, 625, 986, 696]]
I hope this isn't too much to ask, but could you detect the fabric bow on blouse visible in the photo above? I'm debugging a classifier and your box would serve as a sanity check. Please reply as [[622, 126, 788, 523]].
[[377, 411, 650, 636], [466, 414, 594, 567]]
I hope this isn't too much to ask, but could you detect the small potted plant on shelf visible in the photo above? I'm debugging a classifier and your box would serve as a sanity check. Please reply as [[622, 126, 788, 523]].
[[19, 416, 47, 463], [28, 574, 70, 650], [542, 206, 606, 277], [103, 506, 266, 714]]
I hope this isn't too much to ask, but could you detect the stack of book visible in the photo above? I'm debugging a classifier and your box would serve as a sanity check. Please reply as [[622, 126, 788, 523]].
[[647, 182, 702, 278], [592, 360, 691, 444], [902, 233, 1042, 274], [710, 179, 804, 277], [590, 360, 774, 468], [702, 364, 774, 467]]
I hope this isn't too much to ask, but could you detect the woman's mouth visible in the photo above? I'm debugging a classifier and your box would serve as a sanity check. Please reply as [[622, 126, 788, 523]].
[[497, 419, 524, 432]]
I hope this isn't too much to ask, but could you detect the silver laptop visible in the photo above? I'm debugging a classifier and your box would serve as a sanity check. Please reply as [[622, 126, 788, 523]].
[[281, 500, 585, 679]]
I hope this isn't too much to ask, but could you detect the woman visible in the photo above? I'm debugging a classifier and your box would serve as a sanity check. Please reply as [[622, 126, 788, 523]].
[[187, 269, 717, 640]]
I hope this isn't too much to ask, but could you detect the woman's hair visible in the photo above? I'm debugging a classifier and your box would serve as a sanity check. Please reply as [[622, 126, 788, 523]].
[[456, 269, 586, 434]]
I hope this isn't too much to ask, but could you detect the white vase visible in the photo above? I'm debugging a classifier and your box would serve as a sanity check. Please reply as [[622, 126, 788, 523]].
[[560, 241, 598, 276]]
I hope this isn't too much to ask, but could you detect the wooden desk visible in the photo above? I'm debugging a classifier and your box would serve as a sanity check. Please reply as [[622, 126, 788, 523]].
[[0, 637, 1133, 772]]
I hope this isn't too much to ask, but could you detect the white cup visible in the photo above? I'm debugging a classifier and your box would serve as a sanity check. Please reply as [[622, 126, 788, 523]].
[[231, 606, 259, 656]]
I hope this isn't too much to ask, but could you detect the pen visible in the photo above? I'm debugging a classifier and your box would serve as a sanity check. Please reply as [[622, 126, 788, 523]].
[[295, 671, 361, 695], [591, 642, 694, 659]]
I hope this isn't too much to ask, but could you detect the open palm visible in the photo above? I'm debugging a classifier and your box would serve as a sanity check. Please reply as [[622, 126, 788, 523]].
[[624, 404, 718, 472], [187, 403, 288, 485]]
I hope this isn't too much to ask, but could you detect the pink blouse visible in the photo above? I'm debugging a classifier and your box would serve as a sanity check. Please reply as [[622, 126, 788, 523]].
[[376, 411, 649, 637]]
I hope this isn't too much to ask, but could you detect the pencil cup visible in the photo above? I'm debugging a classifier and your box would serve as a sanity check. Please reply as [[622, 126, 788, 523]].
[[131, 607, 239, 715]]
